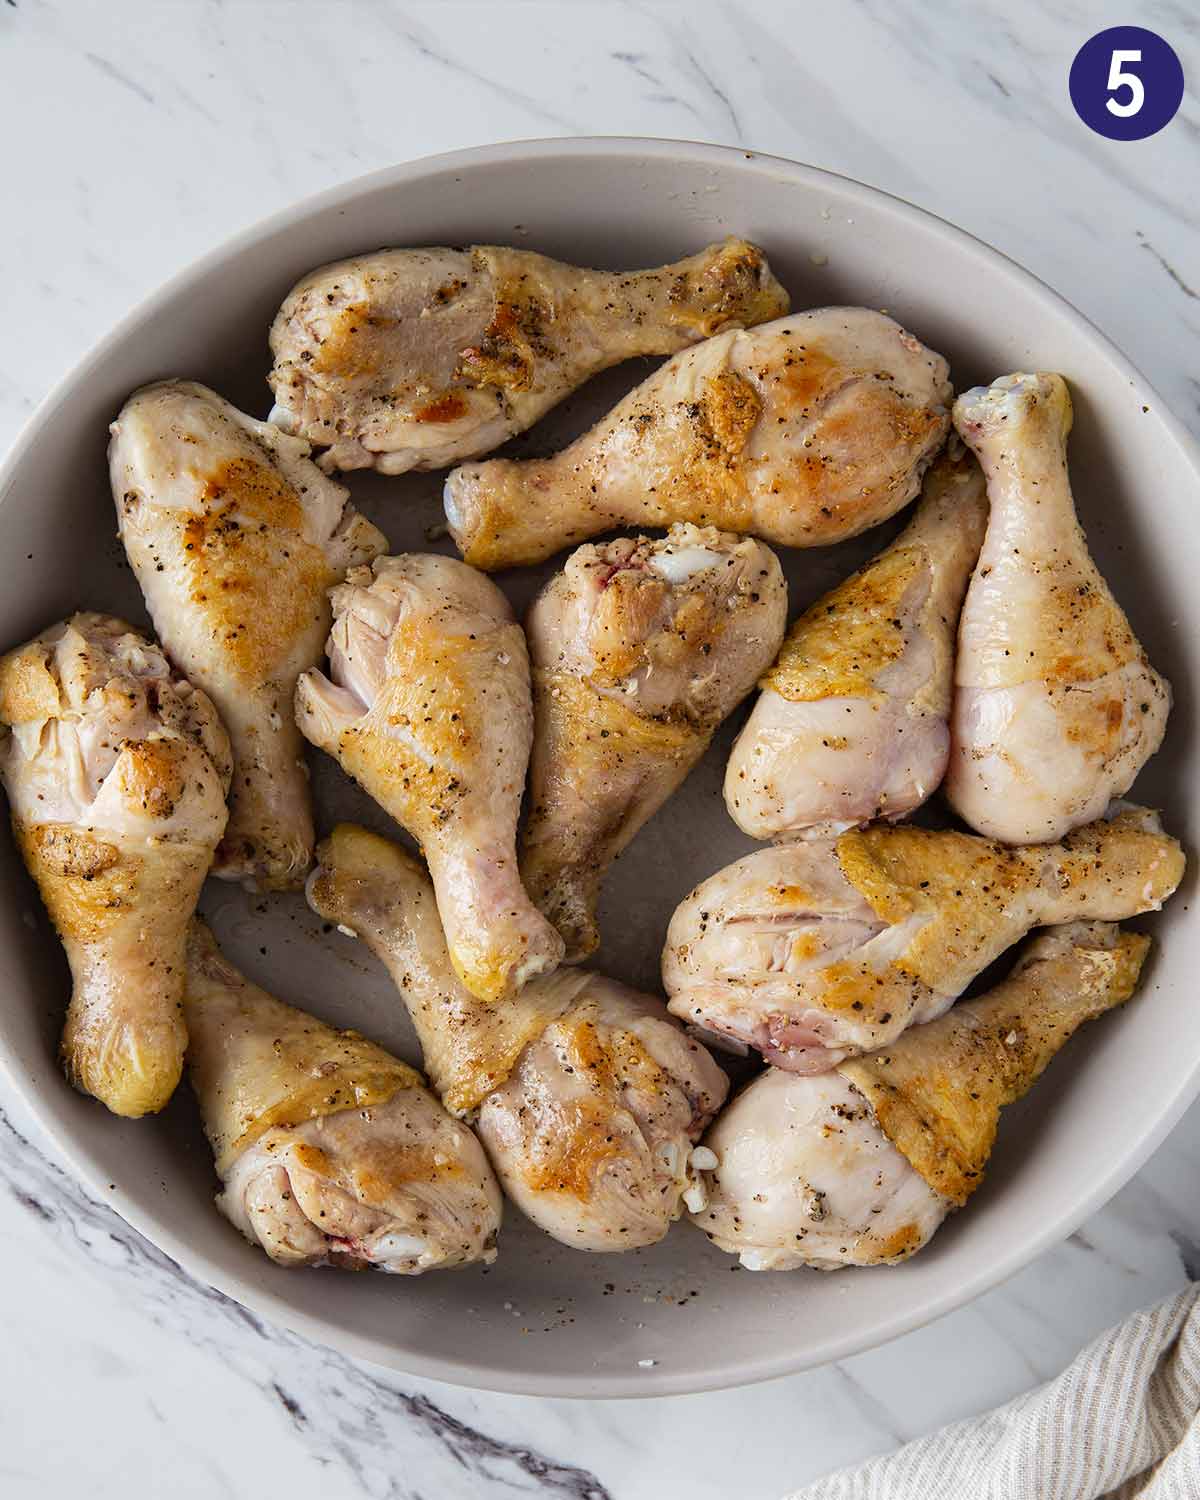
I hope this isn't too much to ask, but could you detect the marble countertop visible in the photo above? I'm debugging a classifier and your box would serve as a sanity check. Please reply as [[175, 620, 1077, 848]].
[[1, 2, 1197, 1496]]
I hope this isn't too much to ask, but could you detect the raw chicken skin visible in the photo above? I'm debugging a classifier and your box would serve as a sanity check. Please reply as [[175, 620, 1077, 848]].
[[726, 445, 987, 839], [268, 237, 788, 474], [662, 806, 1182, 1071], [110, 380, 387, 890], [0, 614, 231, 1116], [522, 523, 786, 960], [185, 922, 501, 1272], [308, 824, 728, 1251], [295, 554, 563, 1003], [947, 373, 1170, 843], [695, 922, 1147, 1269], [444, 308, 953, 570]]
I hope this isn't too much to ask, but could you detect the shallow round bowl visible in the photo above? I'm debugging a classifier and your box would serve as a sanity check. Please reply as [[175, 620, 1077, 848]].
[[0, 138, 1196, 1397]]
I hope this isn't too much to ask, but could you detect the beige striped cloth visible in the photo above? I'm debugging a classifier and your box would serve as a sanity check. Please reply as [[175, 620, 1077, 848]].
[[789, 1289, 1200, 1499]]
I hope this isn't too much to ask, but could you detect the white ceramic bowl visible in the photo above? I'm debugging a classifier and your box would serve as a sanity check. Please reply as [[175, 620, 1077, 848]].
[[0, 139, 1196, 1398]]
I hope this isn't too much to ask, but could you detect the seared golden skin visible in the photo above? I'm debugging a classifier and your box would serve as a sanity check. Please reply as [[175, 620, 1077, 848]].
[[109, 380, 387, 890], [692, 922, 1146, 1270], [186, 928, 421, 1177], [444, 308, 952, 570], [769, 551, 931, 701], [828, 812, 1170, 1025], [309, 825, 728, 1251], [948, 373, 1170, 842], [309, 825, 589, 1116], [523, 679, 702, 959], [842, 921, 1148, 1207], [521, 524, 787, 960], [663, 805, 1184, 1071], [295, 553, 563, 1003], [0, 614, 231, 1116], [727, 447, 988, 837], [268, 238, 789, 474], [184, 922, 502, 1272]]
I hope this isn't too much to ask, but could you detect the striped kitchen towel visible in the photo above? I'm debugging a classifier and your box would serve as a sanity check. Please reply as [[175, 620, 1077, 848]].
[[789, 1287, 1200, 1499]]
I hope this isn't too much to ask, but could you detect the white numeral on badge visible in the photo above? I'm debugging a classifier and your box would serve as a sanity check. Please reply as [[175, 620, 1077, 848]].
[[1106, 50, 1145, 116]]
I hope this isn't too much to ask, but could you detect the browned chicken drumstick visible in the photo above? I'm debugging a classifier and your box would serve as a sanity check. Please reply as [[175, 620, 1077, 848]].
[[694, 922, 1148, 1269], [308, 824, 728, 1252], [947, 373, 1170, 843], [0, 614, 231, 1117], [185, 922, 502, 1272], [663, 806, 1183, 1072], [444, 307, 952, 569], [725, 446, 987, 839], [268, 238, 788, 473], [521, 522, 787, 961], [109, 380, 387, 890], [295, 553, 564, 1003]]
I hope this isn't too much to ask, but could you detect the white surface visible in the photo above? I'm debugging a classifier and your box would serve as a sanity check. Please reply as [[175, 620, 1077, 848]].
[[0, 1, 1197, 1495]]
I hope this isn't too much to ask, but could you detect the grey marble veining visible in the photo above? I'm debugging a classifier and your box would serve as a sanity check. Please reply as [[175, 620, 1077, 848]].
[[0, 2, 1197, 1497], [0, 1097, 618, 1500]]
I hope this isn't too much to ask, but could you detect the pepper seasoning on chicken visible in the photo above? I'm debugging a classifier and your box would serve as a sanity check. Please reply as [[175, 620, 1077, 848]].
[[947, 373, 1170, 843], [268, 237, 789, 474], [693, 922, 1148, 1269], [444, 308, 953, 569], [0, 614, 231, 1117], [184, 922, 501, 1272], [295, 554, 563, 1003], [522, 523, 787, 961], [109, 380, 387, 890], [725, 446, 987, 839], [663, 805, 1183, 1072], [307, 824, 729, 1251]]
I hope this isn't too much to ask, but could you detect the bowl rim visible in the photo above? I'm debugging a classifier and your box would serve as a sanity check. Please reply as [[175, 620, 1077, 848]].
[[2, 135, 1198, 1399]]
